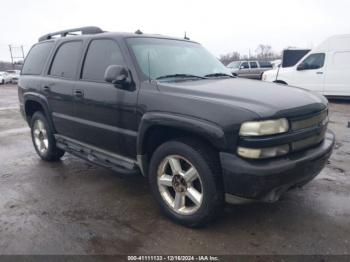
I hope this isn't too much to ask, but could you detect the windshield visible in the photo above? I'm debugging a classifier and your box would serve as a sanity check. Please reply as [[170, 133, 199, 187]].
[[127, 38, 231, 80], [227, 61, 240, 68]]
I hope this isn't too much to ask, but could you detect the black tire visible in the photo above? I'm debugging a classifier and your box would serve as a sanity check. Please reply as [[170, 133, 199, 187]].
[[148, 138, 224, 227], [1, 80, 4, 85], [30, 111, 65, 161]]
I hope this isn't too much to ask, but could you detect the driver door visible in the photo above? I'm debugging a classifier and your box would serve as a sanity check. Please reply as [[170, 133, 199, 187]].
[[294, 53, 326, 94]]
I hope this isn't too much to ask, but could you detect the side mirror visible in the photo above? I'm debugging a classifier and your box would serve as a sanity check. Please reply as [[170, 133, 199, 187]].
[[104, 65, 131, 88], [240, 66, 245, 69]]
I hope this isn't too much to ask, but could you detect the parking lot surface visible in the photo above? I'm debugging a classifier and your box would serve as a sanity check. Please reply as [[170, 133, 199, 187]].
[[0, 84, 349, 255]]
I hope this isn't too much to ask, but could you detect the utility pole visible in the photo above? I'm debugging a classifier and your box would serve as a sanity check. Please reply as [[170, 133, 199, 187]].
[[8, 45, 25, 69]]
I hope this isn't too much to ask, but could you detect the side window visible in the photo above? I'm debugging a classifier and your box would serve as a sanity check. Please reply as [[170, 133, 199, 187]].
[[49, 41, 82, 79], [22, 42, 53, 75], [241, 62, 249, 69], [301, 53, 325, 70], [259, 61, 272, 68], [82, 39, 125, 82], [249, 61, 258, 68]]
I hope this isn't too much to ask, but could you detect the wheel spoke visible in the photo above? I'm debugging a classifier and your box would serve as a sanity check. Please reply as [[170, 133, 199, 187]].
[[37, 120, 44, 131], [168, 157, 182, 175], [43, 139, 49, 149], [174, 193, 185, 210], [186, 187, 202, 206], [183, 167, 198, 183], [33, 129, 40, 137], [158, 174, 173, 187]]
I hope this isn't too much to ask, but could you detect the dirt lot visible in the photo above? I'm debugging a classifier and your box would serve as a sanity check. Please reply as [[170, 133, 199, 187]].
[[0, 84, 349, 255]]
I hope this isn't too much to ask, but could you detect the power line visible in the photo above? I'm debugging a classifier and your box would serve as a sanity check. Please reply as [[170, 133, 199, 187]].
[[8, 45, 25, 69]]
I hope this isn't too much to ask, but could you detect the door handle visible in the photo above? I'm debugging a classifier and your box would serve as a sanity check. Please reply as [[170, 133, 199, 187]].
[[43, 86, 50, 91], [74, 89, 84, 97], [316, 72, 323, 75]]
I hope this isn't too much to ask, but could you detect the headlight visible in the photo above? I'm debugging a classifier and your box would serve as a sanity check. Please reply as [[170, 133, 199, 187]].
[[239, 118, 289, 136], [237, 144, 289, 159]]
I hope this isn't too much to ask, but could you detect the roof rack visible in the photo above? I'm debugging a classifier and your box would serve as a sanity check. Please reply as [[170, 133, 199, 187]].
[[38, 26, 103, 42]]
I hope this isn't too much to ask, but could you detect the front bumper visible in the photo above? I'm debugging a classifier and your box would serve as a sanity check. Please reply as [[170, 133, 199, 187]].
[[221, 130, 335, 203]]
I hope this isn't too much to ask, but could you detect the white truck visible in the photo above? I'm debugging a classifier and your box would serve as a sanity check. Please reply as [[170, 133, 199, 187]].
[[263, 34, 350, 97]]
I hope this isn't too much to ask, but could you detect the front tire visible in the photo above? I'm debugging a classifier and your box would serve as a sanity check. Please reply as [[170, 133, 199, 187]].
[[30, 111, 65, 161], [148, 139, 224, 227]]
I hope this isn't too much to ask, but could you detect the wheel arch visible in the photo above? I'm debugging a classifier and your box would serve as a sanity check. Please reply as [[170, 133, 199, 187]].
[[137, 112, 227, 176], [24, 93, 56, 132], [273, 80, 288, 85]]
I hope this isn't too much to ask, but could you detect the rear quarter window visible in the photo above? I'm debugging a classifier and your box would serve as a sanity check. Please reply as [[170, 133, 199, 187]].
[[258, 61, 272, 68], [22, 42, 54, 75]]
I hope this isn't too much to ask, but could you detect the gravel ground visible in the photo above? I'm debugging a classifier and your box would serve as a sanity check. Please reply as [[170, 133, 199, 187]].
[[0, 84, 349, 255]]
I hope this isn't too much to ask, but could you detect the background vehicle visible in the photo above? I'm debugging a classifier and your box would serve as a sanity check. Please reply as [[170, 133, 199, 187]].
[[227, 60, 272, 79], [0, 71, 12, 84], [263, 35, 350, 97], [19, 27, 334, 227], [271, 59, 281, 69], [6, 70, 21, 83], [262, 48, 311, 84]]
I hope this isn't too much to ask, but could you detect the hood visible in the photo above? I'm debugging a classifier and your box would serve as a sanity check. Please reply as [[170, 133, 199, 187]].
[[157, 78, 327, 119]]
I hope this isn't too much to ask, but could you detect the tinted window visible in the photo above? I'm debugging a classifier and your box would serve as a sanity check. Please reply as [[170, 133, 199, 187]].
[[249, 61, 258, 68], [82, 39, 125, 81], [259, 61, 272, 68], [302, 53, 325, 70], [49, 41, 82, 79], [22, 42, 53, 75], [282, 49, 310, 67], [241, 62, 249, 69]]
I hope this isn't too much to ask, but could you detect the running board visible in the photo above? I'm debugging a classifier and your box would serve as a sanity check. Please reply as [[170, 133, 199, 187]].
[[55, 134, 140, 176]]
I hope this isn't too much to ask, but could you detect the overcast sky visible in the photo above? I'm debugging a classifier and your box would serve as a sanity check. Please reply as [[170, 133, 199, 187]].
[[1, 0, 349, 61]]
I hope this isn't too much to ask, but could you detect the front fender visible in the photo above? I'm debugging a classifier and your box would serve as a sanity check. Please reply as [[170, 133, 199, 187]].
[[137, 112, 227, 155]]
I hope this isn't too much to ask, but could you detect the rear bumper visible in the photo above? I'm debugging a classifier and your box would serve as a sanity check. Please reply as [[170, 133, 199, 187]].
[[220, 130, 335, 203]]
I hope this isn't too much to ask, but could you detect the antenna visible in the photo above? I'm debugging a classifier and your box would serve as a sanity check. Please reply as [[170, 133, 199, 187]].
[[147, 51, 151, 83], [184, 31, 190, 40]]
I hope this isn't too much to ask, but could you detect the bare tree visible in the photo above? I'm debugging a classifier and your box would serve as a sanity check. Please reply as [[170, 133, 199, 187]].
[[255, 44, 274, 59], [219, 51, 240, 65]]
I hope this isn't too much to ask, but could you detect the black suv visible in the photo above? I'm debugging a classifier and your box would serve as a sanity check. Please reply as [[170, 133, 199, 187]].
[[18, 27, 334, 227]]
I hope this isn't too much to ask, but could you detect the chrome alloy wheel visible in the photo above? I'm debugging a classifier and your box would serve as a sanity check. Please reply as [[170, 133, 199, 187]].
[[157, 155, 203, 215], [33, 119, 49, 155]]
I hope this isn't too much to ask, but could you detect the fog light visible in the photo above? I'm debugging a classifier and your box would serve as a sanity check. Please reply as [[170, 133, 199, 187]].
[[237, 144, 289, 159]]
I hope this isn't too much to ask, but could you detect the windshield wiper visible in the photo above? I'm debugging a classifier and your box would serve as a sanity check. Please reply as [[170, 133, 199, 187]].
[[156, 74, 207, 80], [204, 73, 234, 78]]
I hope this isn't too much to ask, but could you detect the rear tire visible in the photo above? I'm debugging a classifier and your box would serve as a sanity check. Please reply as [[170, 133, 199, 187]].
[[148, 138, 224, 227], [30, 111, 65, 161]]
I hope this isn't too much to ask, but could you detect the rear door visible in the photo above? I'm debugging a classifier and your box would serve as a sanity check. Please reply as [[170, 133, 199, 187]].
[[248, 61, 260, 79], [72, 38, 138, 157], [42, 40, 83, 138]]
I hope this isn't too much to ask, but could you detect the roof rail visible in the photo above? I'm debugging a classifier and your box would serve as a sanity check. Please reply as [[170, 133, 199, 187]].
[[38, 26, 103, 42]]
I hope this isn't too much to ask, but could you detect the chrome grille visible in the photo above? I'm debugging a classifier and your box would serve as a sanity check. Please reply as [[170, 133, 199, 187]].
[[291, 130, 326, 151], [290, 109, 328, 152], [291, 110, 328, 131]]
